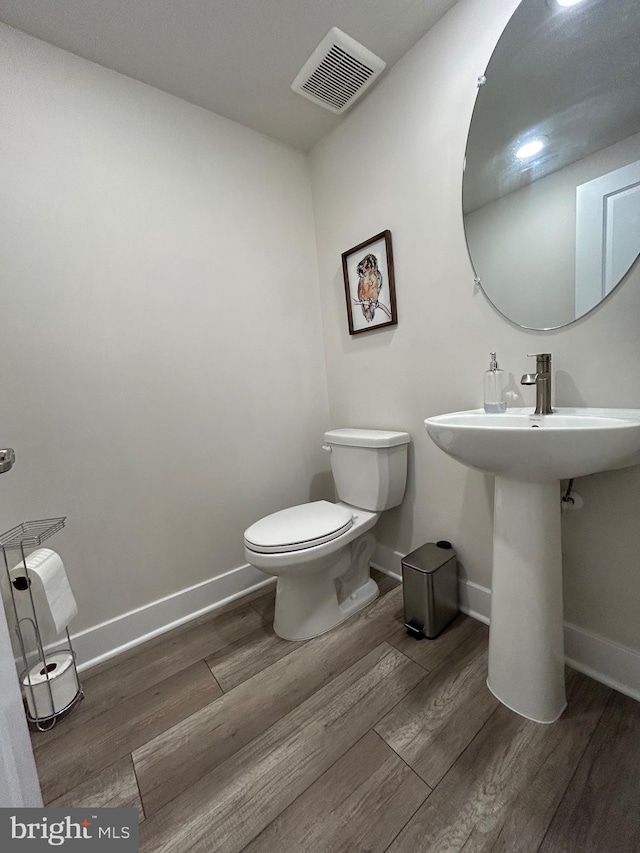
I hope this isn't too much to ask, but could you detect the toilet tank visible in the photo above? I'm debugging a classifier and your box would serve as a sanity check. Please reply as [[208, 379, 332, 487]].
[[323, 428, 410, 512]]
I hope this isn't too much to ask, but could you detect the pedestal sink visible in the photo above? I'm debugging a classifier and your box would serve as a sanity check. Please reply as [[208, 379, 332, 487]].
[[425, 407, 640, 723]]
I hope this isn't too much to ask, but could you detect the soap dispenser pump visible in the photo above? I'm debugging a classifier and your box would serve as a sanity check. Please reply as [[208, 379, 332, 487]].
[[484, 351, 506, 413]]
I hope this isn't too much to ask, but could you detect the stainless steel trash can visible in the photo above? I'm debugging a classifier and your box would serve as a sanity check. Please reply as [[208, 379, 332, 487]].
[[402, 541, 458, 639]]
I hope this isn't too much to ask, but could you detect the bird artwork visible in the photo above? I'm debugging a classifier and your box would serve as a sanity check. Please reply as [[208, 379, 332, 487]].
[[355, 253, 392, 322], [342, 231, 396, 334]]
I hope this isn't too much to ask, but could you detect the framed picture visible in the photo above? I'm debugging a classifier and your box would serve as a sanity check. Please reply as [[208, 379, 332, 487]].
[[341, 230, 397, 335]]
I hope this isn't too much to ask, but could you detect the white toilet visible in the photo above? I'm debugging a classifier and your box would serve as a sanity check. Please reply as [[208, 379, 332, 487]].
[[243, 428, 410, 641]]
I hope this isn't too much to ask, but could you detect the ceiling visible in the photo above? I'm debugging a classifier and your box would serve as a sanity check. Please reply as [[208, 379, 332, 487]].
[[0, 0, 460, 151]]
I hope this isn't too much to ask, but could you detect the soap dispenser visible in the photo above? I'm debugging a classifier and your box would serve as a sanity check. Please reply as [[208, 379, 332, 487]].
[[484, 352, 506, 413]]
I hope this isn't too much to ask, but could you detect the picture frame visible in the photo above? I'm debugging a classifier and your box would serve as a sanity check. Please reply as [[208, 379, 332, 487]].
[[341, 230, 397, 335]]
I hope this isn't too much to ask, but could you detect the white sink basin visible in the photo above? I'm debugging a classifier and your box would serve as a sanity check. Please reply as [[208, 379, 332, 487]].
[[424, 406, 640, 724], [425, 407, 640, 481]]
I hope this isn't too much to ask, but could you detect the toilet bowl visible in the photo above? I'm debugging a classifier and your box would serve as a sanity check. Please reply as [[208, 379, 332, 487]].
[[244, 428, 410, 641]]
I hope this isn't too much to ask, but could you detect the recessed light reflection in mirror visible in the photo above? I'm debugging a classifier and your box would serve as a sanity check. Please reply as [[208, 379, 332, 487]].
[[515, 137, 548, 160], [548, 0, 586, 8]]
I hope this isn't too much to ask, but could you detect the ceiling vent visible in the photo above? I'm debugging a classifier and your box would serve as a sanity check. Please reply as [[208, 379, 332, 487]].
[[291, 27, 386, 114]]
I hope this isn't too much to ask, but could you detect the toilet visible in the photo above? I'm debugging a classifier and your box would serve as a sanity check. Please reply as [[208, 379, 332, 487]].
[[244, 428, 410, 641]]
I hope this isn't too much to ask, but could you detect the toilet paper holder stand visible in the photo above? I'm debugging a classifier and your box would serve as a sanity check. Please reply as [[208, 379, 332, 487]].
[[0, 517, 83, 731]]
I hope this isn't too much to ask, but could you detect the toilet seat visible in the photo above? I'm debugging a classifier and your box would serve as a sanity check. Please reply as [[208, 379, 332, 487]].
[[244, 500, 354, 554]]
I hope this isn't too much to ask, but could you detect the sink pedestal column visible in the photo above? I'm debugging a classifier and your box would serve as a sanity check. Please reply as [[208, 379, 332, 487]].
[[487, 476, 566, 723]]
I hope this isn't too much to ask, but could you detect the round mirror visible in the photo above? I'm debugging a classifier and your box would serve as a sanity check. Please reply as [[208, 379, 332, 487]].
[[463, 0, 640, 330]]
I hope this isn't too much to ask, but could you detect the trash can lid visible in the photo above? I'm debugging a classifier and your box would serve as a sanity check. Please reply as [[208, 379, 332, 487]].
[[401, 542, 456, 573]]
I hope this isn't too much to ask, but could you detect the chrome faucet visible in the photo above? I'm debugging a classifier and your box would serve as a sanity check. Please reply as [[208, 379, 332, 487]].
[[521, 353, 553, 414]]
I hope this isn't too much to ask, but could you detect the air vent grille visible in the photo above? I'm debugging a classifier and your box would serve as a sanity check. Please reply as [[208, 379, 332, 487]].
[[292, 28, 386, 114], [302, 45, 375, 110]]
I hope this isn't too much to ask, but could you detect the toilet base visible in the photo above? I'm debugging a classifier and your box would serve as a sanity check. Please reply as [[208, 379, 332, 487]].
[[271, 530, 378, 641], [273, 575, 379, 641]]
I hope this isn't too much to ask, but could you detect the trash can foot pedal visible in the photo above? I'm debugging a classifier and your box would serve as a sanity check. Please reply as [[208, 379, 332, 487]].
[[405, 622, 425, 640]]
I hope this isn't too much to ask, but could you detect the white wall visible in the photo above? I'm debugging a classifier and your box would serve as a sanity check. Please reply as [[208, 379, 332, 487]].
[[0, 23, 331, 636], [310, 0, 640, 653]]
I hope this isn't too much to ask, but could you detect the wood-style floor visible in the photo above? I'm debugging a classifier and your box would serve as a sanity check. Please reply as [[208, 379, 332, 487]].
[[31, 571, 640, 852]]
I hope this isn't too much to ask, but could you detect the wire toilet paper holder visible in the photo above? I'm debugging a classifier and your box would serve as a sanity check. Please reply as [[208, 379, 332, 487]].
[[0, 517, 83, 731]]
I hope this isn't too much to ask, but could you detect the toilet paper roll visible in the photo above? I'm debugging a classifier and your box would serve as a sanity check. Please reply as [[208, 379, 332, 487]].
[[21, 651, 80, 719], [10, 548, 78, 644]]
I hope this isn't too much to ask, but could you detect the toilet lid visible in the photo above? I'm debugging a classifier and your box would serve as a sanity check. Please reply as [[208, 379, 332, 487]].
[[244, 501, 354, 554]]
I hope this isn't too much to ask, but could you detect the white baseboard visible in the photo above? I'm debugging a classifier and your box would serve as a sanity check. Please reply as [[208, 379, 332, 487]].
[[372, 543, 640, 702], [46, 543, 640, 702], [565, 623, 640, 702], [59, 564, 275, 673]]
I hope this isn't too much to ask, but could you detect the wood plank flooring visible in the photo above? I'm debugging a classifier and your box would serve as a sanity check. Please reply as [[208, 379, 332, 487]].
[[32, 570, 640, 852]]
